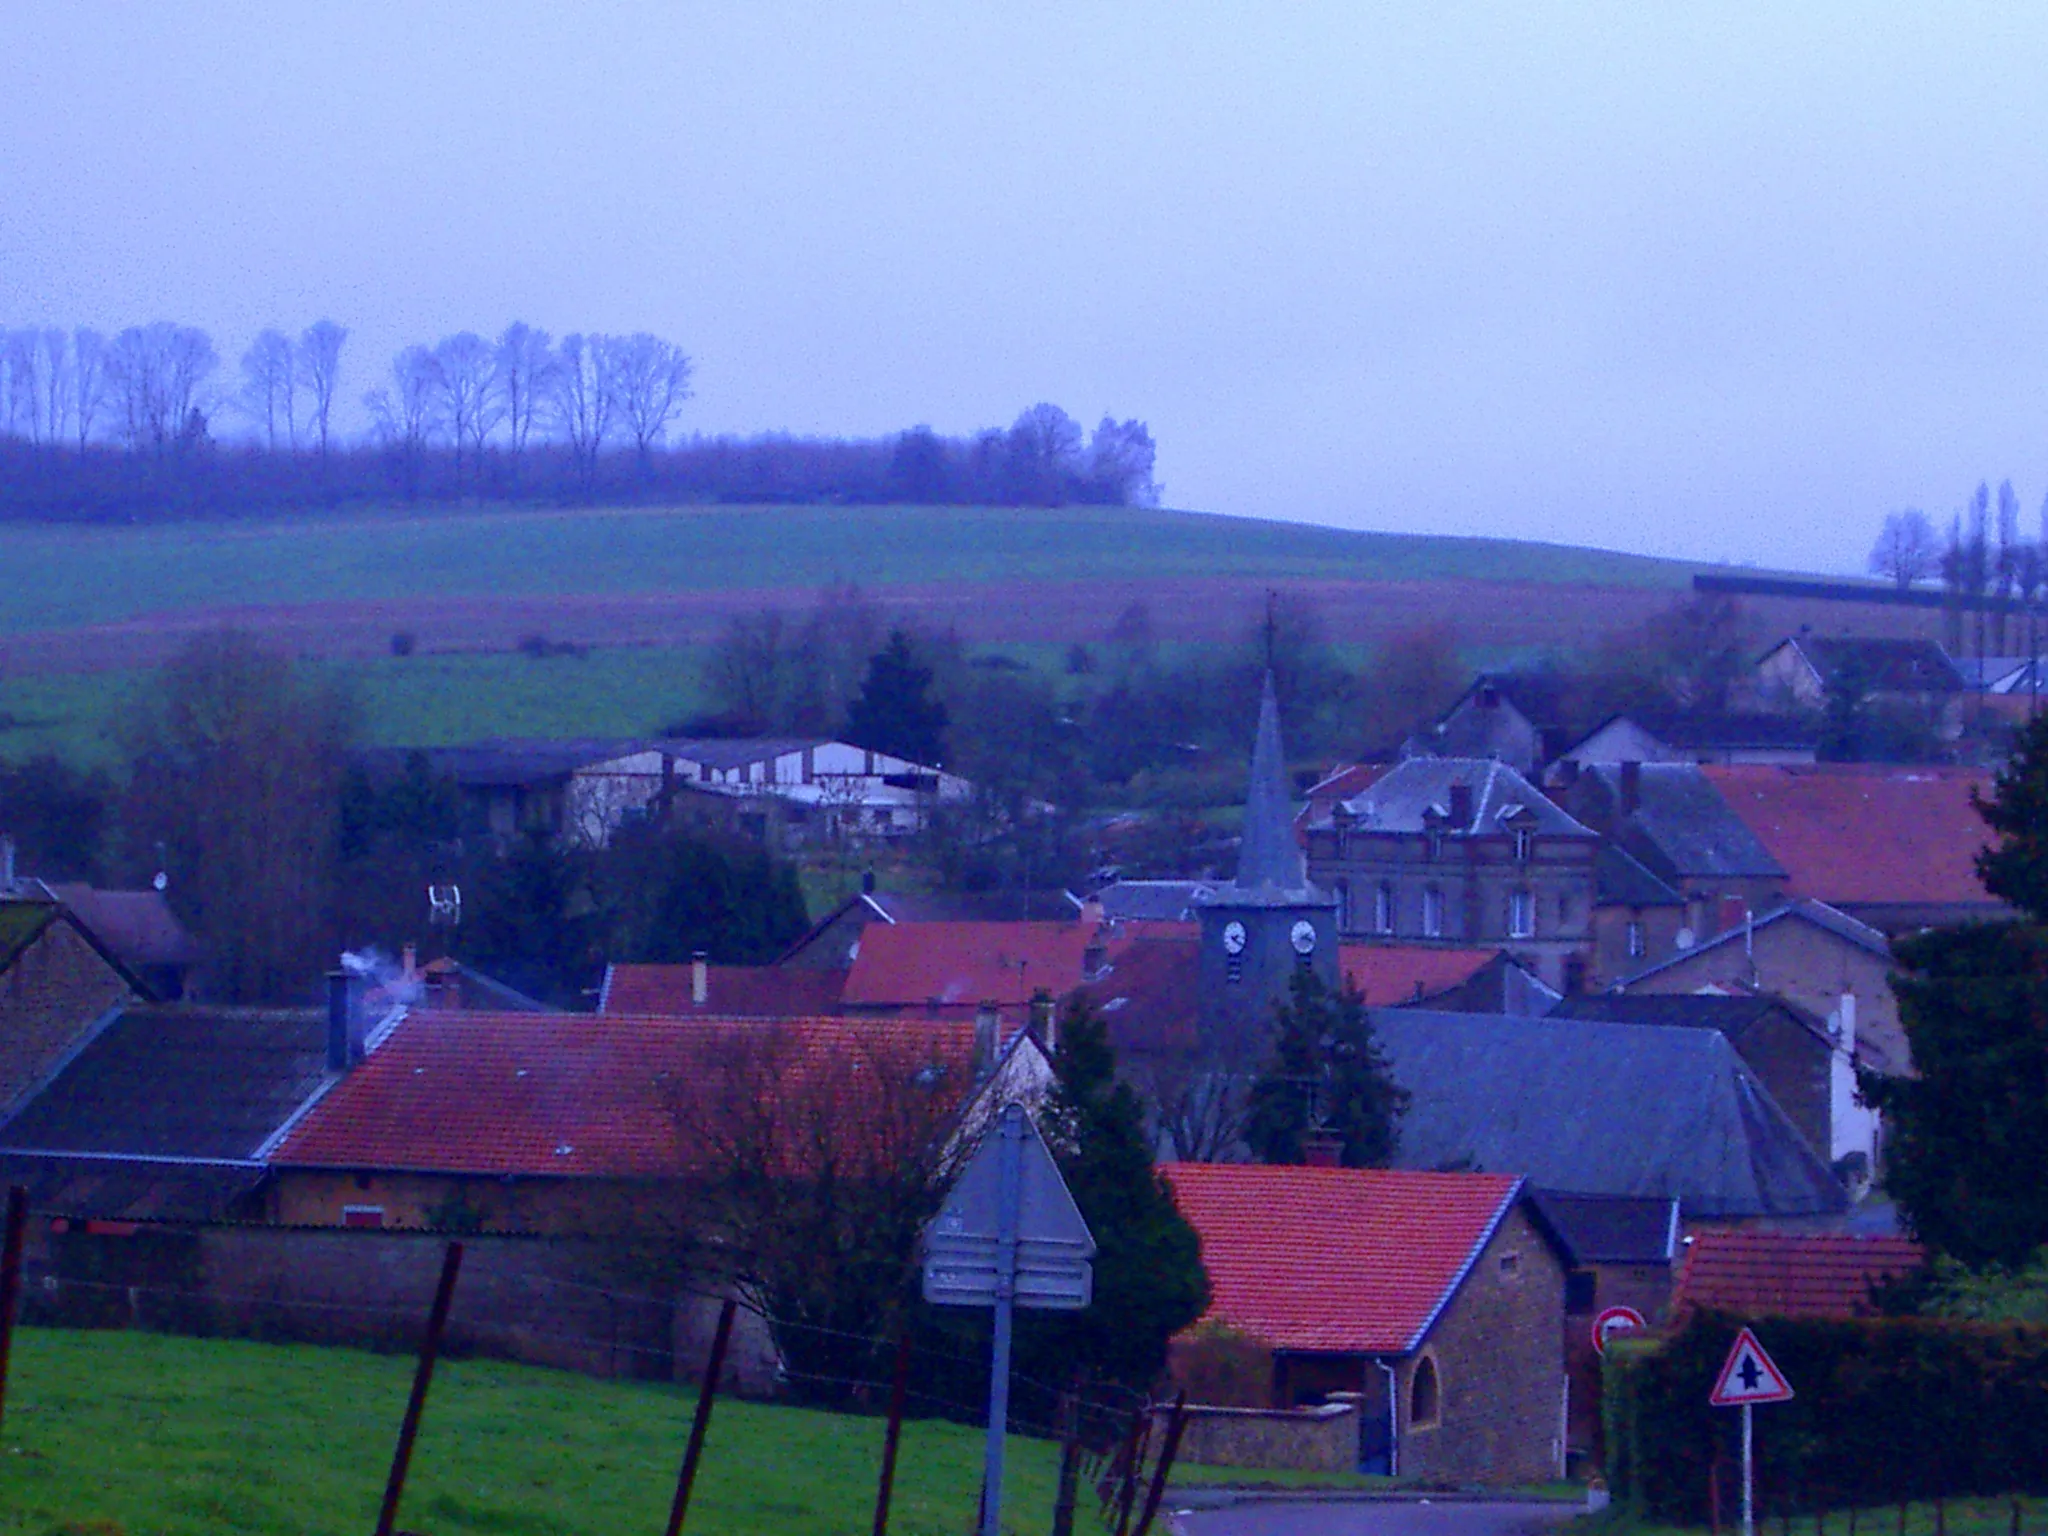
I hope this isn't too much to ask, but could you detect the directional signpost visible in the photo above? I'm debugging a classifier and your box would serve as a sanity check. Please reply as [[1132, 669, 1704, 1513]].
[[1709, 1326, 1795, 1536], [924, 1102, 1096, 1536]]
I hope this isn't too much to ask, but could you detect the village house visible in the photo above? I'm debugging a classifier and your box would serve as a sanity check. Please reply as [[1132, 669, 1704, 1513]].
[[1553, 761, 1790, 951], [1404, 672, 1644, 777], [1161, 1162, 1571, 1486], [1668, 1229, 1925, 1323], [777, 883, 1083, 970], [1746, 635, 1966, 737], [1558, 710, 1821, 768], [1701, 762, 2007, 935], [1301, 756, 1601, 993], [265, 1007, 1052, 1234], [1613, 897, 1906, 1111]]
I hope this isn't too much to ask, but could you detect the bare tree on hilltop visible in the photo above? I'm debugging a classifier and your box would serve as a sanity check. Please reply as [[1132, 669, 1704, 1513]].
[[1870, 507, 1939, 590]]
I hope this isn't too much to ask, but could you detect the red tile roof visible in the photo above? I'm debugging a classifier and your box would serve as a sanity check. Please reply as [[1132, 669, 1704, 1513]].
[[1703, 764, 1997, 908], [1160, 1163, 1525, 1354], [274, 1011, 980, 1179], [841, 921, 1111, 1011], [599, 963, 846, 1017], [1076, 935, 1201, 1057], [1339, 945, 1500, 1007], [1674, 1230, 1925, 1321]]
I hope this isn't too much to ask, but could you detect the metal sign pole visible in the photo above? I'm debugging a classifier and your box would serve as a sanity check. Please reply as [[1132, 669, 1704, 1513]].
[[1740, 1401, 1753, 1536], [980, 1105, 1024, 1536]]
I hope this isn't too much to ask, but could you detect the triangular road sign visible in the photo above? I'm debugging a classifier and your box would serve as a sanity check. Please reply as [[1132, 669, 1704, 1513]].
[[1710, 1326, 1795, 1406], [929, 1111, 1095, 1254]]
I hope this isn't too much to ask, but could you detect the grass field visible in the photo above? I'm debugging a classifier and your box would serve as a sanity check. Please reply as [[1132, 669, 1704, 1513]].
[[0, 502, 1713, 636], [0, 1327, 1063, 1536]]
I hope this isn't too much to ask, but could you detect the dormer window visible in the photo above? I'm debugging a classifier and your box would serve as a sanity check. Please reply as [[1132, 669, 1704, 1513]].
[[1512, 827, 1533, 861]]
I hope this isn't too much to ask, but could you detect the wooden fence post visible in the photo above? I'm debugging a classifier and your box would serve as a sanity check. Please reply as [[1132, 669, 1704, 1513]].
[[869, 1332, 911, 1536], [0, 1187, 28, 1441], [664, 1297, 736, 1536], [374, 1239, 464, 1536]]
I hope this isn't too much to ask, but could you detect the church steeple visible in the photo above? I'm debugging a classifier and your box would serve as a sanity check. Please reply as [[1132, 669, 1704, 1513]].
[[1193, 670, 1338, 1051], [1235, 671, 1311, 895]]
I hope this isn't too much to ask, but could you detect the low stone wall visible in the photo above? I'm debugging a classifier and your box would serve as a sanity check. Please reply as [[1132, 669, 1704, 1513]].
[[16, 1219, 779, 1390], [1156, 1400, 1360, 1472]]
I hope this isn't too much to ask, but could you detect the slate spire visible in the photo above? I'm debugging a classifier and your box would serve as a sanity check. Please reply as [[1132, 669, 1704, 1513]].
[[1235, 671, 1308, 892]]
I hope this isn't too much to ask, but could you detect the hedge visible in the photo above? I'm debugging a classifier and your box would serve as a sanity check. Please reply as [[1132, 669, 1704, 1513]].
[[1604, 1312, 2048, 1522]]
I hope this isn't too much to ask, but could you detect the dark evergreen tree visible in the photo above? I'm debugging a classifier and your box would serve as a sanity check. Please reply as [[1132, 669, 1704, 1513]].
[[1861, 715, 2048, 1268], [1014, 1000, 1209, 1395], [1860, 921, 2048, 1269], [1245, 969, 1408, 1167], [844, 628, 949, 766], [1975, 711, 2048, 919], [0, 754, 114, 881], [596, 824, 809, 965]]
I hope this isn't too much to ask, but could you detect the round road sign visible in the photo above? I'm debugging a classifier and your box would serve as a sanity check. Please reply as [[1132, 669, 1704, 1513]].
[[1592, 1305, 1648, 1354]]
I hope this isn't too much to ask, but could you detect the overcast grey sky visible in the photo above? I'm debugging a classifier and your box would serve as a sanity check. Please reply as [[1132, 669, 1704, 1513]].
[[6, 3, 2048, 573]]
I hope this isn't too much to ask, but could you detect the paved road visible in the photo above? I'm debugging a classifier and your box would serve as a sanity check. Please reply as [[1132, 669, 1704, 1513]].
[[1169, 1496, 1584, 1536]]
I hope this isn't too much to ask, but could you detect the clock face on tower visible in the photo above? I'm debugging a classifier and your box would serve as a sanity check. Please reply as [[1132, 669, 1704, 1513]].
[[1290, 919, 1318, 955], [1221, 920, 1248, 956]]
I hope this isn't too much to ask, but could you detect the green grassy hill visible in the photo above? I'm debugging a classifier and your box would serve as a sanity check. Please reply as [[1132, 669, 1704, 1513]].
[[0, 1327, 1062, 1536], [0, 502, 1711, 634]]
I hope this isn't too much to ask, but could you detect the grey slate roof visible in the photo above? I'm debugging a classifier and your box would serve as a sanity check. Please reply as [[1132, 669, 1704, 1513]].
[[1371, 1009, 1847, 1218], [1551, 992, 1831, 1046], [1576, 763, 1786, 880], [1790, 637, 1965, 694], [1330, 757, 1593, 838], [0, 1004, 332, 1160], [1196, 673, 1330, 910], [1527, 1190, 1679, 1266], [1091, 881, 1204, 922], [1596, 845, 1685, 908]]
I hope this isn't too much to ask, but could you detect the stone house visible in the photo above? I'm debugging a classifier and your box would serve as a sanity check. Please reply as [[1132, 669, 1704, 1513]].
[[1302, 757, 1601, 993], [1161, 1162, 1571, 1486], [1611, 899, 1900, 1175], [0, 896, 151, 1125], [1554, 761, 1790, 951]]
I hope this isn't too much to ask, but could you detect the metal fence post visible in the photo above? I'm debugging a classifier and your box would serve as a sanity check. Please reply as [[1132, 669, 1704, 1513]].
[[374, 1239, 465, 1536], [0, 1186, 28, 1441], [665, 1296, 736, 1536]]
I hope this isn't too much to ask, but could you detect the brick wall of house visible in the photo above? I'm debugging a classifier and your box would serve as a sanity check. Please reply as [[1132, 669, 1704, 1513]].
[[1396, 1204, 1566, 1487], [1621, 922, 1903, 1076], [0, 916, 136, 1114], [1590, 903, 1686, 989], [268, 1168, 675, 1238]]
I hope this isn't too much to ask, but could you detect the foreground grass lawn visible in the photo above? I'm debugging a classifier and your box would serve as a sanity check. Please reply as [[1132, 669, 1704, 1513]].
[[0, 1328, 1062, 1536]]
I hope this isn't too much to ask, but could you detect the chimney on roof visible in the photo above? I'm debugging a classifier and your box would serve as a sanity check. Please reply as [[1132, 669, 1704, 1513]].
[[326, 967, 368, 1071], [1027, 988, 1058, 1056], [0, 834, 13, 894], [1301, 1131, 1344, 1168], [691, 950, 709, 1006], [1447, 782, 1474, 828], [401, 943, 418, 984], [1619, 759, 1642, 816], [974, 1002, 1001, 1080], [861, 867, 877, 895]]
